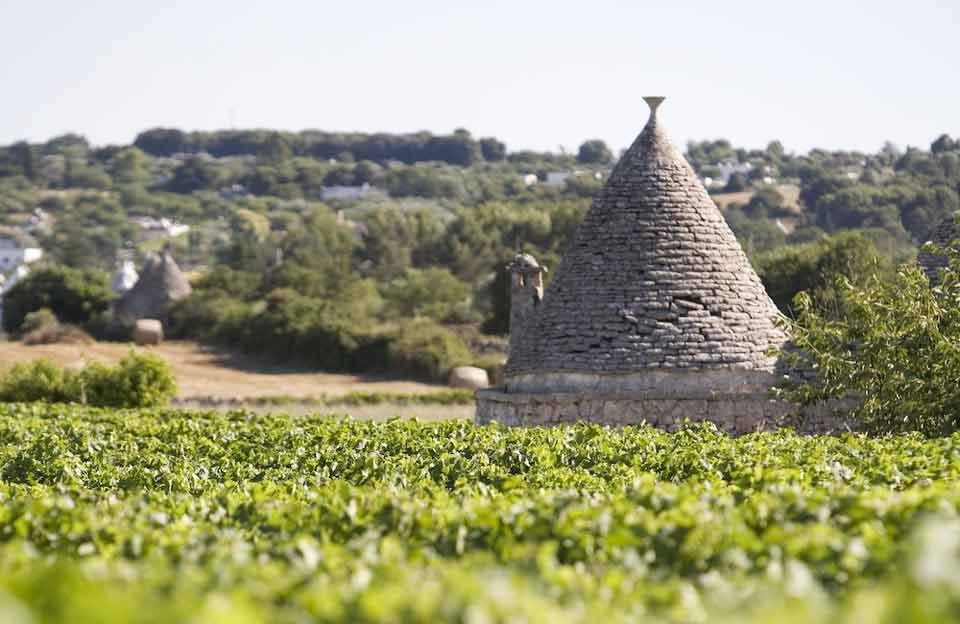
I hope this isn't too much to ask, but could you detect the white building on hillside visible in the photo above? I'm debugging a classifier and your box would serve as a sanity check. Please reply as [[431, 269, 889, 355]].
[[0, 229, 43, 332], [321, 183, 386, 201], [0, 231, 42, 272]]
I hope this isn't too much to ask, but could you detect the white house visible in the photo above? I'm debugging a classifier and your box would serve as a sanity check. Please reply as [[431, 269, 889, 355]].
[[129, 216, 191, 238], [0, 231, 43, 272], [0, 229, 44, 331]]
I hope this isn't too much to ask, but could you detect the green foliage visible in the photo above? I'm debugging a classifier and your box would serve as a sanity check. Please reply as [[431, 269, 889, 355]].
[[0, 409, 960, 621], [387, 319, 472, 380], [0, 353, 176, 407], [743, 185, 789, 218], [775, 247, 960, 436], [79, 352, 178, 408], [1, 265, 112, 334], [576, 139, 613, 165], [756, 232, 891, 315], [382, 267, 472, 323], [0, 360, 71, 403], [167, 155, 225, 193], [19, 307, 58, 334]]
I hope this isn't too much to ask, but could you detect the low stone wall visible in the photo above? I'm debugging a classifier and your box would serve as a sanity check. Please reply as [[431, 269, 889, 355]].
[[475, 388, 853, 435]]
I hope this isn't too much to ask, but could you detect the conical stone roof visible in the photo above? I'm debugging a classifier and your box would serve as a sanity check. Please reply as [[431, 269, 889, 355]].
[[115, 251, 192, 325], [918, 212, 959, 283], [507, 98, 785, 379]]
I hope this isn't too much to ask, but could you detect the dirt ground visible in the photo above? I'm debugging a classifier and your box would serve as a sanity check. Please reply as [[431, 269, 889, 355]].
[[0, 340, 448, 400]]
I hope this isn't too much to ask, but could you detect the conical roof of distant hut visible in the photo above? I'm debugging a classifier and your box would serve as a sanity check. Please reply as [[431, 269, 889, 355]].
[[917, 212, 960, 283], [115, 251, 192, 325], [507, 97, 785, 377]]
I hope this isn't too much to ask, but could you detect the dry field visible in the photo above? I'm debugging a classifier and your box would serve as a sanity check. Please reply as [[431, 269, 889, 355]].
[[711, 183, 801, 213], [0, 340, 473, 420]]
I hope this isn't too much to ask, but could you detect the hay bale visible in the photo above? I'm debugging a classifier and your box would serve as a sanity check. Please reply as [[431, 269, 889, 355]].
[[132, 319, 164, 346], [448, 366, 490, 390]]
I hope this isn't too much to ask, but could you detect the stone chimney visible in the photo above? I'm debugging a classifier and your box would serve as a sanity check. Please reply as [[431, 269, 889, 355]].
[[506, 253, 546, 360]]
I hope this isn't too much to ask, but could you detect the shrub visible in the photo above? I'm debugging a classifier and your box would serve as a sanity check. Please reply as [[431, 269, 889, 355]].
[[0, 352, 177, 408], [386, 320, 472, 381], [0, 359, 70, 403], [1, 265, 112, 334], [20, 308, 58, 334], [79, 352, 178, 408], [776, 245, 960, 436], [20, 308, 93, 345]]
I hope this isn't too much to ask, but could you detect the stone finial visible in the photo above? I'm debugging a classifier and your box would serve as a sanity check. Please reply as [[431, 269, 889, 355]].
[[507, 253, 546, 276], [643, 96, 666, 121]]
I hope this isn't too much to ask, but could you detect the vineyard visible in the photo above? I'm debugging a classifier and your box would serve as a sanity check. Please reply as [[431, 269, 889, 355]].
[[1, 404, 959, 622]]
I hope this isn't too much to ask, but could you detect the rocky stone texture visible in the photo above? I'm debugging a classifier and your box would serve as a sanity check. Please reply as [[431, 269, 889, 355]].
[[507, 253, 546, 366], [506, 99, 785, 381], [918, 211, 959, 284], [475, 389, 853, 435], [116, 251, 192, 327]]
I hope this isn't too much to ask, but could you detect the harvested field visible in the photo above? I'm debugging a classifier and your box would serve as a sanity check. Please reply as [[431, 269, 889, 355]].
[[711, 183, 801, 212]]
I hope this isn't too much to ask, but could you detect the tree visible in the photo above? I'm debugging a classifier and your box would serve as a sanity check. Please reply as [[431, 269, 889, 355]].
[[381, 267, 472, 322], [723, 173, 747, 193], [776, 246, 960, 436], [481, 259, 512, 335], [577, 140, 613, 165], [765, 140, 785, 162], [2, 265, 112, 334], [931, 134, 957, 154], [743, 186, 786, 218], [167, 156, 224, 193], [134, 128, 189, 156], [109, 147, 150, 185], [755, 232, 890, 316], [479, 137, 507, 162], [8, 142, 38, 181]]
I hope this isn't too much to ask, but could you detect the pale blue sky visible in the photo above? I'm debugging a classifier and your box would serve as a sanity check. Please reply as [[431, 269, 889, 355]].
[[1, 0, 957, 154]]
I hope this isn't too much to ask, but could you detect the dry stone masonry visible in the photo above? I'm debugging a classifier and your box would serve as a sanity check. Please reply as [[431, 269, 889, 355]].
[[918, 211, 960, 284], [476, 97, 847, 434]]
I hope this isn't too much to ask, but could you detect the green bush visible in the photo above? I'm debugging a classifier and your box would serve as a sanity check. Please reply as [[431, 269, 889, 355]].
[[756, 232, 891, 316], [381, 267, 473, 323], [776, 245, 960, 436], [80, 352, 178, 408], [0, 359, 70, 403], [0, 352, 177, 408], [386, 319, 472, 381], [20, 308, 58, 334], [1, 265, 112, 334]]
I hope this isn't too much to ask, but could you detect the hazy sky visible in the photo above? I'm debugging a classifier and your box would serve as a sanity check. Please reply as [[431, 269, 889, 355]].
[[1, 0, 958, 154]]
